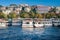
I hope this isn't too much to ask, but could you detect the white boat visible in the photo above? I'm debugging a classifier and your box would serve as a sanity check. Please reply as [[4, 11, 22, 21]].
[[0, 23, 7, 27], [34, 21, 44, 28], [42, 19, 52, 27], [52, 19, 60, 26], [22, 18, 33, 28], [22, 18, 52, 28], [0, 19, 7, 28]]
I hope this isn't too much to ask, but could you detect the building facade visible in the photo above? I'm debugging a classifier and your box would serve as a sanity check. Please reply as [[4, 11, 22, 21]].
[[36, 5, 51, 13]]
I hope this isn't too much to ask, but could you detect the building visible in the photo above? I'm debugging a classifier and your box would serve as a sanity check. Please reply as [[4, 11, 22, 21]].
[[2, 9, 12, 14], [36, 5, 51, 13], [0, 6, 6, 11], [19, 4, 29, 7], [56, 7, 60, 13], [24, 6, 31, 12], [14, 7, 22, 14]]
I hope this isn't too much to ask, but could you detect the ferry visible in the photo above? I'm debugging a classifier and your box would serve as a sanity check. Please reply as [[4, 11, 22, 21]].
[[52, 18, 60, 27], [12, 19, 22, 26], [33, 19, 44, 28], [22, 18, 53, 28], [0, 19, 8, 28], [22, 18, 33, 28], [42, 19, 52, 27]]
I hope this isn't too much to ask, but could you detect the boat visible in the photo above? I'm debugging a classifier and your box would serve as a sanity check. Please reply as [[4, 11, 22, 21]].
[[8, 19, 12, 26], [52, 19, 60, 27], [42, 19, 52, 27], [22, 18, 53, 28], [0, 19, 8, 28], [33, 19, 44, 28], [22, 18, 33, 28]]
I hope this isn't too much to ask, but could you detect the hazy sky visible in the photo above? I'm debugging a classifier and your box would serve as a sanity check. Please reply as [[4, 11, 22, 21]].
[[0, 0, 60, 6]]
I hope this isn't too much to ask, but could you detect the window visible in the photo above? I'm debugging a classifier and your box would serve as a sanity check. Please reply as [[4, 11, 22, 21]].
[[33, 22, 35, 24], [26, 22, 29, 24], [38, 22, 41, 24]]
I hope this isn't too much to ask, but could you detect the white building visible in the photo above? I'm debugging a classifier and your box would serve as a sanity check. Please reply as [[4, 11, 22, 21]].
[[2, 9, 11, 14], [56, 7, 60, 13], [24, 6, 31, 12], [0, 7, 6, 10], [14, 7, 22, 14], [19, 4, 29, 7], [36, 5, 51, 13]]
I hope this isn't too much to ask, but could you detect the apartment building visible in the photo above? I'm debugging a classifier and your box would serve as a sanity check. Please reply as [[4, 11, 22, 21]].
[[36, 5, 51, 13]]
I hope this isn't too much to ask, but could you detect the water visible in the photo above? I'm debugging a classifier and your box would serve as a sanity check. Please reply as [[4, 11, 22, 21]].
[[0, 26, 60, 40]]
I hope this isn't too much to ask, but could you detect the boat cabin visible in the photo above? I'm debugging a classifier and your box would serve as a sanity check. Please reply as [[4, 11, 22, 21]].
[[22, 18, 33, 28]]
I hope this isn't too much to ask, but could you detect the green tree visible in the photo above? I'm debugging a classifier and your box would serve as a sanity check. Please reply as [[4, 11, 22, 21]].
[[29, 11, 35, 18], [49, 7, 57, 13], [45, 13, 51, 19], [8, 12, 17, 19], [35, 13, 43, 18], [0, 12, 7, 19], [20, 12, 30, 18]]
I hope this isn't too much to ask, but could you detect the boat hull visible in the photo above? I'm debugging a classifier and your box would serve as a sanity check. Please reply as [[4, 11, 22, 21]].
[[0, 23, 7, 28], [34, 24, 44, 28], [22, 24, 33, 28]]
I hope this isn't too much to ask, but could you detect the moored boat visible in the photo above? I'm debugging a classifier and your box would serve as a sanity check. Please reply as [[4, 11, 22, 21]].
[[33, 19, 44, 28], [0, 19, 8, 28], [22, 18, 33, 28], [42, 19, 52, 27]]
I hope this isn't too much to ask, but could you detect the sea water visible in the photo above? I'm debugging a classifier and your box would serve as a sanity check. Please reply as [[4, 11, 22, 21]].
[[0, 26, 60, 40]]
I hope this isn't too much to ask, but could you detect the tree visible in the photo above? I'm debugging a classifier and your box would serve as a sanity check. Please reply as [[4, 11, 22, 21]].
[[20, 12, 30, 18], [8, 12, 17, 19], [49, 7, 57, 13], [45, 13, 51, 19], [35, 13, 43, 18], [50, 13, 57, 18], [0, 12, 7, 19], [29, 11, 35, 18]]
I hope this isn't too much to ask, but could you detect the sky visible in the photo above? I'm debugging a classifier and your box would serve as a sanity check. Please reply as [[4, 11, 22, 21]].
[[0, 0, 60, 6]]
